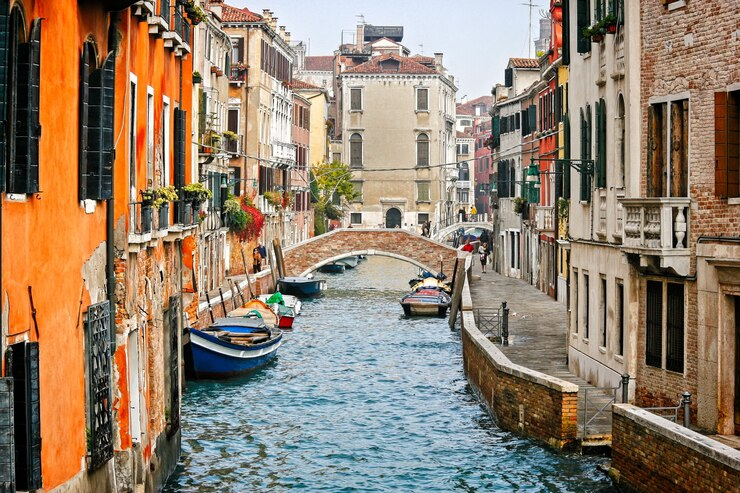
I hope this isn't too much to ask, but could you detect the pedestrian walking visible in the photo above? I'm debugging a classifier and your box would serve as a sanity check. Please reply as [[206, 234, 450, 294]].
[[460, 238, 474, 253], [252, 248, 262, 273], [258, 243, 267, 268], [478, 242, 489, 273]]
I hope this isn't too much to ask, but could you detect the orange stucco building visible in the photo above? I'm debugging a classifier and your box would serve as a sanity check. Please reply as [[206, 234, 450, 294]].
[[0, 1, 194, 491]]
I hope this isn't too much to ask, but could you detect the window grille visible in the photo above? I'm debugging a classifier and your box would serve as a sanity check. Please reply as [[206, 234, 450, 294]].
[[85, 301, 113, 471], [167, 295, 181, 436], [349, 133, 362, 169], [416, 88, 428, 111], [416, 133, 429, 167]]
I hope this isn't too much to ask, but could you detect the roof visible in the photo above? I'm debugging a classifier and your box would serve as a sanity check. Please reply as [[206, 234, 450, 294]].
[[456, 96, 493, 116], [343, 53, 437, 75], [509, 57, 539, 69], [291, 79, 323, 90], [221, 3, 262, 22], [304, 56, 334, 72], [411, 55, 435, 63], [456, 130, 473, 138]]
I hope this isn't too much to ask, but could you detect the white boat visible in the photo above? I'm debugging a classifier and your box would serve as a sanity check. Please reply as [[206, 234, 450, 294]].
[[257, 293, 303, 315]]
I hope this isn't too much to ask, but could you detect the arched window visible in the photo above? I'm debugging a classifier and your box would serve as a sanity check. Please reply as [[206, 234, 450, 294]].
[[617, 94, 626, 188], [416, 132, 429, 167], [349, 133, 362, 169]]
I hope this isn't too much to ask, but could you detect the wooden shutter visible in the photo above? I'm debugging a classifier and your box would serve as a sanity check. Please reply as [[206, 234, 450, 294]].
[[0, 378, 14, 492], [10, 19, 42, 194], [670, 100, 688, 197], [87, 52, 115, 200], [0, 2, 9, 192], [417, 135, 429, 166], [227, 109, 238, 133], [647, 104, 664, 197], [576, 0, 590, 54], [417, 88, 428, 111], [580, 109, 592, 202], [11, 343, 41, 491], [350, 134, 362, 168], [528, 105, 536, 133], [563, 113, 571, 199], [78, 43, 92, 200], [562, 0, 570, 65], [666, 283, 684, 373], [504, 67, 513, 87], [596, 99, 607, 188], [174, 108, 185, 189], [645, 280, 663, 368], [715, 92, 728, 198]]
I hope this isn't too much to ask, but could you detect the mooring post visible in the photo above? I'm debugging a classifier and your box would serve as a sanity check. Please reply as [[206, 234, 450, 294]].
[[621, 373, 630, 403], [502, 301, 509, 346], [682, 391, 691, 428]]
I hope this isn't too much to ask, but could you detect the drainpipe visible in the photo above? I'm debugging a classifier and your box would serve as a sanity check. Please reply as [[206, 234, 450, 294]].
[[107, 11, 121, 347]]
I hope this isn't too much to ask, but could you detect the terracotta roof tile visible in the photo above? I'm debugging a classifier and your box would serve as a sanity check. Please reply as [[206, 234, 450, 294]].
[[304, 56, 334, 72], [456, 96, 493, 116], [509, 57, 539, 69], [291, 79, 323, 90], [411, 55, 435, 63], [221, 3, 262, 22], [343, 53, 437, 75]]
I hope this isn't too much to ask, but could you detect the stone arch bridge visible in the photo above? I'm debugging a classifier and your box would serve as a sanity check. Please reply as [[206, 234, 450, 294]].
[[433, 222, 493, 241], [282, 229, 461, 277]]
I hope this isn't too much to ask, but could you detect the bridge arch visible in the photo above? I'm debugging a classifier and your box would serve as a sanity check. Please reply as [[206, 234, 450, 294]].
[[433, 222, 493, 241], [282, 228, 460, 278]]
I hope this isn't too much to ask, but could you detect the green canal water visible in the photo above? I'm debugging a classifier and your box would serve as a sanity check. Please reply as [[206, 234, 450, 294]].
[[164, 256, 616, 492]]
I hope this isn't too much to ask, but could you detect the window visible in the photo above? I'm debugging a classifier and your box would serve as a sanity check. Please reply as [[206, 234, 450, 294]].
[[416, 133, 430, 167], [647, 98, 688, 197], [146, 88, 154, 187], [583, 272, 590, 339], [163, 98, 170, 186], [456, 143, 469, 155], [416, 181, 430, 202], [350, 180, 363, 202], [173, 107, 186, 221], [594, 0, 606, 20], [416, 88, 429, 111], [616, 280, 625, 356], [79, 41, 115, 200], [129, 76, 137, 201], [595, 98, 607, 188], [617, 94, 626, 188], [231, 37, 244, 63], [350, 88, 362, 110], [349, 133, 363, 168], [459, 163, 469, 181], [576, 0, 591, 54], [572, 268, 579, 334], [646, 280, 663, 368], [666, 283, 685, 373], [85, 301, 114, 471], [600, 276, 607, 348], [645, 280, 684, 372], [417, 213, 429, 224], [350, 212, 362, 224], [715, 89, 739, 198], [580, 106, 592, 202], [4, 14, 42, 194]]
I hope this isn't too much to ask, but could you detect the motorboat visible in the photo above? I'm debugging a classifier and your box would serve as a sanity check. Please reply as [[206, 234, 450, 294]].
[[257, 293, 302, 315], [318, 262, 346, 273], [400, 288, 451, 317], [408, 275, 452, 294], [336, 255, 360, 269], [277, 276, 327, 297], [228, 299, 280, 327], [184, 318, 282, 379]]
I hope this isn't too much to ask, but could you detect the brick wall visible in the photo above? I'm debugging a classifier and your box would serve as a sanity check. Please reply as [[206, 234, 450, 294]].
[[611, 404, 740, 493], [282, 228, 459, 277], [461, 309, 579, 449]]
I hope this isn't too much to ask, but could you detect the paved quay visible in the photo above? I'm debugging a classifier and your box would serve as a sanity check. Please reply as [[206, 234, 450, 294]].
[[465, 257, 613, 438]]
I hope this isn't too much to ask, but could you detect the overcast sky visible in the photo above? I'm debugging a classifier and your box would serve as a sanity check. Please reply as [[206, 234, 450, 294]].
[[228, 0, 543, 100]]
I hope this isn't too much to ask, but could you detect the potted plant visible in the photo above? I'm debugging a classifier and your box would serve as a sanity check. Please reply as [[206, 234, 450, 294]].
[[602, 14, 618, 33], [240, 196, 265, 241], [513, 197, 528, 215], [263, 190, 283, 208], [188, 5, 206, 25], [192, 71, 202, 84], [141, 186, 178, 209], [182, 182, 212, 205], [223, 130, 238, 142], [281, 191, 294, 209]]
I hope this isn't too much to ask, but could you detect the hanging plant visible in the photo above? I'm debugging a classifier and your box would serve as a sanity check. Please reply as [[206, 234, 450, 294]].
[[182, 182, 212, 204], [263, 191, 283, 207], [224, 195, 248, 233], [192, 71, 202, 84], [513, 197, 528, 215], [140, 186, 178, 209], [240, 196, 265, 241], [281, 191, 294, 209]]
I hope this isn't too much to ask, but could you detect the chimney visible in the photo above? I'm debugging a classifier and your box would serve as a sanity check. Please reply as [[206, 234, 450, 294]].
[[262, 9, 270, 21], [434, 52, 443, 72], [208, 0, 222, 19], [285, 31, 291, 44], [356, 23, 365, 51], [270, 12, 277, 31], [279, 25, 286, 40]]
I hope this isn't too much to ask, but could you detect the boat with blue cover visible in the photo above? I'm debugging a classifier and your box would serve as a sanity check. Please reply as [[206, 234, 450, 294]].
[[277, 276, 327, 297], [185, 318, 282, 379]]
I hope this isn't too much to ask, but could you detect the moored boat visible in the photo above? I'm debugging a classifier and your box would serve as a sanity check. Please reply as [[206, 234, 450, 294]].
[[257, 293, 303, 315], [228, 299, 280, 327], [318, 262, 346, 273], [336, 255, 360, 269], [184, 318, 282, 379], [408, 275, 452, 294], [400, 288, 451, 317], [278, 276, 327, 298]]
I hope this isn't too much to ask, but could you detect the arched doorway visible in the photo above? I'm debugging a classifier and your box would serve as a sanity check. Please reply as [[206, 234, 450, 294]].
[[385, 207, 402, 228]]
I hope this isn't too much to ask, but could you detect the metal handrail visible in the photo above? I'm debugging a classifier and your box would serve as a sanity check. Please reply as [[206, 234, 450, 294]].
[[582, 373, 630, 438], [642, 392, 692, 428], [474, 301, 509, 345]]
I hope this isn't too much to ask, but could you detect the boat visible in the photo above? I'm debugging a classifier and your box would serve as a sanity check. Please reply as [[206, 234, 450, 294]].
[[336, 255, 360, 269], [277, 276, 327, 298], [184, 318, 283, 379], [257, 293, 303, 315], [408, 275, 452, 294], [228, 299, 280, 327], [318, 262, 346, 273], [400, 288, 451, 317]]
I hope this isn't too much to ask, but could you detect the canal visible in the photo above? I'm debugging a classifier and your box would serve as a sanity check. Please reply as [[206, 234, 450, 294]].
[[164, 256, 616, 492]]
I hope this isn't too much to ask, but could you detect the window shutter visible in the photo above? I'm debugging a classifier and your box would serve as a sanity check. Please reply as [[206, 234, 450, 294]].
[[528, 105, 536, 133], [596, 99, 607, 188], [515, 112, 520, 129], [562, 0, 570, 65], [174, 108, 185, 190], [580, 109, 591, 202], [417, 88, 428, 111], [563, 113, 571, 199], [0, 378, 14, 492], [647, 105, 663, 197], [0, 2, 9, 192], [87, 52, 115, 200], [492, 115, 500, 147], [236, 38, 244, 63], [670, 100, 688, 197], [78, 43, 91, 201], [504, 67, 513, 87], [645, 280, 663, 368], [10, 19, 42, 194], [576, 0, 591, 54], [715, 92, 728, 198], [666, 283, 684, 373], [14, 343, 41, 491]]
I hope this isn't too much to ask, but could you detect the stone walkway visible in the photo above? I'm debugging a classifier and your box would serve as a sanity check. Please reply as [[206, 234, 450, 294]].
[[466, 257, 613, 439]]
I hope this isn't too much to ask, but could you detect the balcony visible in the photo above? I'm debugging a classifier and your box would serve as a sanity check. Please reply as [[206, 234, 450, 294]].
[[535, 205, 555, 233], [163, 6, 191, 56], [456, 180, 471, 190], [224, 135, 242, 156], [133, 0, 155, 19], [129, 202, 153, 244], [229, 66, 247, 84], [148, 0, 169, 36], [620, 197, 691, 276]]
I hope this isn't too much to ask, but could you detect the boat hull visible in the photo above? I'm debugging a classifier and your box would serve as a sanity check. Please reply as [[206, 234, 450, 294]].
[[400, 289, 451, 318], [257, 294, 302, 315], [336, 255, 360, 269], [278, 277, 327, 298], [186, 328, 282, 379], [319, 262, 345, 273]]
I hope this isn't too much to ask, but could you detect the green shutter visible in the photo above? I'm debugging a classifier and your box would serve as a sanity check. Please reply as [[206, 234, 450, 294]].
[[0, 2, 9, 192], [13, 343, 41, 491], [10, 19, 42, 194], [597, 98, 607, 188], [78, 43, 91, 200], [528, 105, 536, 132], [576, 0, 591, 54], [174, 108, 186, 189], [562, 0, 570, 65], [86, 52, 115, 200]]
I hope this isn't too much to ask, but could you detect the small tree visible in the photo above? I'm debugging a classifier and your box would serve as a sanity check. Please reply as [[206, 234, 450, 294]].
[[311, 159, 359, 234]]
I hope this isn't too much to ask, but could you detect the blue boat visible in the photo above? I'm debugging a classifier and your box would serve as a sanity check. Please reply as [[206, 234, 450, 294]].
[[278, 276, 327, 297], [185, 318, 282, 379], [318, 262, 346, 273]]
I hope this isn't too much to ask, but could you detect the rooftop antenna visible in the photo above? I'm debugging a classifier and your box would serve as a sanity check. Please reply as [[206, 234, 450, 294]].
[[356, 14, 366, 25], [418, 43, 424, 55], [521, 1, 540, 58]]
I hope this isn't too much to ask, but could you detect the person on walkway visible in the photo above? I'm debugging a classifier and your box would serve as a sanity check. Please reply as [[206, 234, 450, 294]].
[[252, 248, 262, 273], [421, 220, 431, 238], [258, 243, 267, 268], [478, 242, 489, 273], [470, 205, 477, 217], [460, 238, 474, 253], [479, 228, 490, 247]]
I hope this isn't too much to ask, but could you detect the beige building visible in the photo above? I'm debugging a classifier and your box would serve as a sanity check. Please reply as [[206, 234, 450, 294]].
[[339, 52, 457, 230], [292, 79, 330, 165]]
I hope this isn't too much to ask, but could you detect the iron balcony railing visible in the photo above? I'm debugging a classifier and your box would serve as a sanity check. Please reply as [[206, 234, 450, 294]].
[[173, 6, 189, 46], [229, 66, 247, 83], [130, 202, 153, 235], [158, 202, 170, 231], [224, 135, 243, 155], [174, 199, 198, 227], [160, 0, 170, 25]]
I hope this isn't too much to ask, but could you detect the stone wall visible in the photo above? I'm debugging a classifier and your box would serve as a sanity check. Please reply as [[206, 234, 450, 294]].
[[461, 283, 579, 449], [610, 404, 740, 493], [282, 228, 459, 277]]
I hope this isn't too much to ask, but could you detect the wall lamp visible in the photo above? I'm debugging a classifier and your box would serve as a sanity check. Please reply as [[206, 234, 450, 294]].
[[527, 158, 595, 180]]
